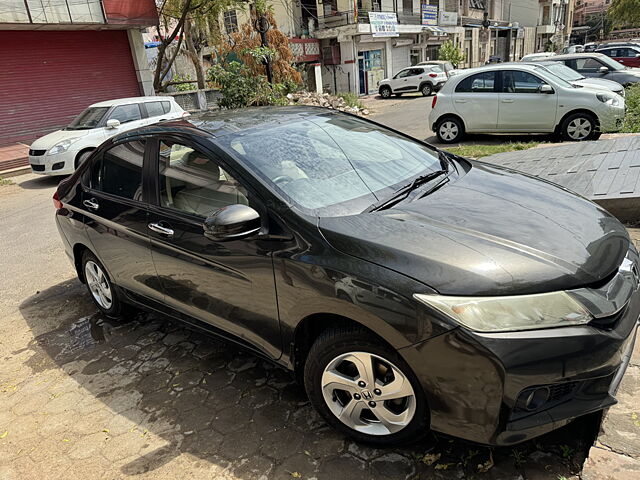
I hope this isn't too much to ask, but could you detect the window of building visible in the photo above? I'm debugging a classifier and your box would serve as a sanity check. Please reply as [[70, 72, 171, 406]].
[[469, 0, 486, 10], [224, 10, 238, 34], [90, 141, 145, 201], [403, 0, 413, 14]]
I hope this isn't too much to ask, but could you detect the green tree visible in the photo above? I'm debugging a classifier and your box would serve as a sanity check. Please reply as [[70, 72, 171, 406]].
[[438, 40, 465, 68], [608, 0, 640, 28]]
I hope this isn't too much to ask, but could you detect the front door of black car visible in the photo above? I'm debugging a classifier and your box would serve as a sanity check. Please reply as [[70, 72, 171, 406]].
[[146, 137, 281, 359], [82, 139, 162, 302]]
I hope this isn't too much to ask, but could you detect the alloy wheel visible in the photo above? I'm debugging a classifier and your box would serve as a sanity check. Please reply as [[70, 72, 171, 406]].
[[439, 121, 459, 142], [84, 260, 112, 309], [321, 351, 416, 436], [566, 117, 592, 140]]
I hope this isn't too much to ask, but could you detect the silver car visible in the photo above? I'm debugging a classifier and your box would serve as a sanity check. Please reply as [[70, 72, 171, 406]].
[[526, 60, 626, 97]]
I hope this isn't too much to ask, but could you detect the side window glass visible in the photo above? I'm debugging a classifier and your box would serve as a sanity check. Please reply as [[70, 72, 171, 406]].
[[158, 141, 248, 217], [161, 101, 171, 114], [455, 72, 495, 93], [394, 70, 410, 79], [502, 71, 545, 93], [108, 104, 142, 124], [145, 102, 165, 118], [91, 141, 145, 201], [575, 58, 601, 72]]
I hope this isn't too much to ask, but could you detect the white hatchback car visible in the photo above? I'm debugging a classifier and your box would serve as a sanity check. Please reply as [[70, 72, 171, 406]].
[[378, 65, 448, 98], [429, 64, 625, 143], [29, 97, 187, 175]]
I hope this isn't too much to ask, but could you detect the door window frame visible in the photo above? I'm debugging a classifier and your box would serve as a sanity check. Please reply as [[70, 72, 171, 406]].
[[499, 70, 549, 94]]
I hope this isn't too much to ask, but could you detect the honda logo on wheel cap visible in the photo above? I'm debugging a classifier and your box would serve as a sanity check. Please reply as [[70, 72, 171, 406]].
[[361, 389, 373, 400]]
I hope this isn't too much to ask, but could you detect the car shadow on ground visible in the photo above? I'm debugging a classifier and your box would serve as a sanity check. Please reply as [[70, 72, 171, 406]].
[[17, 175, 65, 190], [14, 279, 599, 479]]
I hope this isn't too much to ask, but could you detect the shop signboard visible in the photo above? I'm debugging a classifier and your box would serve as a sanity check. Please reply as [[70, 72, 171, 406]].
[[421, 3, 437, 26], [368, 12, 399, 37]]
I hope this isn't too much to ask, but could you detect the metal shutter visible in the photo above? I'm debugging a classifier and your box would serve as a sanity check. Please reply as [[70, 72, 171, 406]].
[[0, 30, 141, 146]]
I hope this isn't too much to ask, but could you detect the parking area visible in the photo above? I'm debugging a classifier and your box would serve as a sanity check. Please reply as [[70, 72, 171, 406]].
[[0, 173, 608, 479]]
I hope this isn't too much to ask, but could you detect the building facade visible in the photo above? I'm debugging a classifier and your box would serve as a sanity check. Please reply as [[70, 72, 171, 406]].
[[0, 0, 156, 146], [573, 0, 611, 26]]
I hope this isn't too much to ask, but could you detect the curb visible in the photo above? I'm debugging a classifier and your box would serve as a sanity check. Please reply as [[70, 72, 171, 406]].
[[0, 165, 32, 178]]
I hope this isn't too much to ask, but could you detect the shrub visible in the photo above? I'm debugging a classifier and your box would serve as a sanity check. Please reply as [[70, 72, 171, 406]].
[[438, 40, 465, 68], [337, 92, 364, 109], [622, 84, 640, 133]]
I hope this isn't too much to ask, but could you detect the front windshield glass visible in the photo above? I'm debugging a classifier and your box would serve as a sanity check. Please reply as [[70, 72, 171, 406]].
[[66, 107, 109, 130], [216, 114, 442, 216], [597, 55, 626, 70], [544, 63, 584, 81], [534, 66, 576, 88]]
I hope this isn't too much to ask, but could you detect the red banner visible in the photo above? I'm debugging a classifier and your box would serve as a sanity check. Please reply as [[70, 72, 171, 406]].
[[102, 0, 158, 26]]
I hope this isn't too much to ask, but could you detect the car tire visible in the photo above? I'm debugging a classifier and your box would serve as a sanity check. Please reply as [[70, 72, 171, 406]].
[[420, 83, 433, 96], [304, 325, 429, 446], [81, 250, 125, 318], [75, 149, 94, 170], [379, 86, 392, 99], [560, 113, 598, 141], [436, 117, 464, 144]]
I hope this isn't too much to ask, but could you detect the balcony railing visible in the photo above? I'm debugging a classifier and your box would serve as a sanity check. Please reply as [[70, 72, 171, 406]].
[[1, 0, 105, 24], [317, 9, 421, 30]]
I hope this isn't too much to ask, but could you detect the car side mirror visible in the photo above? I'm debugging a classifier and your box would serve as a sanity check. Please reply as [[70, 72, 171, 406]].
[[636, 54, 640, 58], [539, 84, 554, 94], [203, 204, 261, 241], [598, 66, 609, 74], [106, 119, 121, 129]]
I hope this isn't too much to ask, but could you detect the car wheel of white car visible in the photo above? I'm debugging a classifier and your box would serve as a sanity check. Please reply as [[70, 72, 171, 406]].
[[421, 84, 432, 97], [561, 113, 597, 142], [436, 117, 464, 144], [379, 87, 392, 99], [75, 149, 94, 169]]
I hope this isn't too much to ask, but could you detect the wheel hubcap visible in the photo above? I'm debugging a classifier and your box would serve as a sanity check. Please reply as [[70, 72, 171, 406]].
[[84, 261, 112, 309], [440, 121, 458, 141], [321, 351, 416, 436], [567, 118, 592, 140]]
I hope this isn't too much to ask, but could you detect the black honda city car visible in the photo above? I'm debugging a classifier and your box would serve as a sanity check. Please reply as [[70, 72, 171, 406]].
[[53, 107, 638, 446]]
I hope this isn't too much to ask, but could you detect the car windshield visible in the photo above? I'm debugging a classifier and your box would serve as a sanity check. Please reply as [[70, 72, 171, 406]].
[[543, 63, 584, 81], [216, 114, 442, 216], [533, 66, 576, 88], [597, 55, 626, 70], [66, 107, 109, 130]]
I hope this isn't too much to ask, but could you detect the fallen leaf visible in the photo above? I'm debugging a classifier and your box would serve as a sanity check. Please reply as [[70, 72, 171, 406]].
[[290, 472, 302, 478], [435, 463, 455, 470], [102, 429, 110, 434], [422, 453, 441, 466], [62, 438, 70, 442], [0, 431, 8, 439], [304, 450, 311, 456]]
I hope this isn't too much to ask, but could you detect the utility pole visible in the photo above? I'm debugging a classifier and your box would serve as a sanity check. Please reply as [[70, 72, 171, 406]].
[[255, 11, 273, 83]]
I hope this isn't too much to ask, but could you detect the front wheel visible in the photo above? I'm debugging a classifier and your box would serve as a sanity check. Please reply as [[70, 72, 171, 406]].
[[379, 86, 392, 99], [436, 117, 464, 144], [304, 326, 429, 446], [560, 113, 598, 141]]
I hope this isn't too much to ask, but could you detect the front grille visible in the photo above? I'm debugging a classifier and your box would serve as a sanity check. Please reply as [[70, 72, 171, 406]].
[[29, 149, 46, 156], [548, 381, 578, 402], [31, 164, 45, 171]]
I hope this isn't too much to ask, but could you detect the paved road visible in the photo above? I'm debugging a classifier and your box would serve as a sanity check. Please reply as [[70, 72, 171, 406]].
[[0, 176, 598, 479]]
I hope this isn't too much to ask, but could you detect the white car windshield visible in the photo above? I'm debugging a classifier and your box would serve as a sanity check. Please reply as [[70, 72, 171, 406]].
[[542, 63, 584, 81], [66, 107, 110, 130], [217, 114, 442, 216], [533, 66, 576, 88]]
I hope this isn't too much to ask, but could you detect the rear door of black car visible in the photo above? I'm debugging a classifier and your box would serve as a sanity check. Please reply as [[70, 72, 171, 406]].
[[145, 135, 282, 359], [80, 138, 163, 303]]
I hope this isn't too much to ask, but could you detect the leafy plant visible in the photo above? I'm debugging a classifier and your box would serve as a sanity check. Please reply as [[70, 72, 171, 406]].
[[622, 84, 640, 133], [0, 177, 13, 186], [608, 0, 640, 28], [337, 92, 364, 109], [170, 74, 197, 92], [438, 40, 465, 68], [558, 444, 574, 459]]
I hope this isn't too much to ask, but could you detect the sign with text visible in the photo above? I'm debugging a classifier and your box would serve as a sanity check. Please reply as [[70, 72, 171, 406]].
[[421, 3, 437, 26], [439, 11, 457, 26], [369, 12, 399, 37]]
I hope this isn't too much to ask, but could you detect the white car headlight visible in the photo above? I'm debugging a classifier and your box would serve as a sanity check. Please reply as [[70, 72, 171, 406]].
[[596, 92, 620, 107], [48, 138, 79, 155], [413, 291, 592, 332]]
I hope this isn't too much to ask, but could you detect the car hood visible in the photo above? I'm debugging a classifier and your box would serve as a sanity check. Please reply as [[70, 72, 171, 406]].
[[319, 162, 629, 295], [30, 129, 90, 149], [575, 77, 624, 92]]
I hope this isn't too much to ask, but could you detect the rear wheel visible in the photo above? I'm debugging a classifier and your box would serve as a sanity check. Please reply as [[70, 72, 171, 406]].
[[379, 86, 392, 99], [420, 83, 433, 96], [81, 251, 125, 318], [304, 326, 429, 446], [436, 117, 464, 144], [561, 113, 598, 141]]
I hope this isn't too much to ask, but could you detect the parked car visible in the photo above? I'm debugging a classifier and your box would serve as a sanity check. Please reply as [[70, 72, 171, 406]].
[[528, 60, 626, 97], [596, 44, 640, 68], [53, 106, 639, 447], [561, 45, 584, 54], [417, 60, 459, 78], [520, 52, 556, 61], [551, 53, 640, 86], [429, 63, 625, 143], [485, 55, 503, 64], [583, 42, 599, 52], [29, 97, 187, 176], [378, 65, 447, 98]]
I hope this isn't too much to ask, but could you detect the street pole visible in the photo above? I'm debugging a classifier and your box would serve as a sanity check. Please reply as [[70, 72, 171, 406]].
[[255, 14, 273, 83]]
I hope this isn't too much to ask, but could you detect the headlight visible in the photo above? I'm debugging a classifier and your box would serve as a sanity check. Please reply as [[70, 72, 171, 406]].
[[48, 138, 79, 155], [596, 92, 620, 106], [413, 291, 592, 332]]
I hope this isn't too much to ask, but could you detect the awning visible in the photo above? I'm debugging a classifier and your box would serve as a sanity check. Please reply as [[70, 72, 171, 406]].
[[424, 26, 447, 35]]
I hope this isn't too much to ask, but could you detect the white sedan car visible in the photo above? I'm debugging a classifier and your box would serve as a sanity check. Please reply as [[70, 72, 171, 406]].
[[429, 63, 625, 143], [29, 97, 187, 175]]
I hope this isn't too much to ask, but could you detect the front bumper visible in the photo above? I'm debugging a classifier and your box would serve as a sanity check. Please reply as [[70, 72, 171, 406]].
[[29, 150, 75, 175], [598, 103, 626, 133], [400, 262, 640, 445]]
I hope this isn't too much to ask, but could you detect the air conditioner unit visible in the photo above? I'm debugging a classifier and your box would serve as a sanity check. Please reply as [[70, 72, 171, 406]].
[[322, 45, 341, 65]]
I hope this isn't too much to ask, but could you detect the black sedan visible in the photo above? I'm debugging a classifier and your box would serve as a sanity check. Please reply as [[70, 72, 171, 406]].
[[53, 107, 639, 446]]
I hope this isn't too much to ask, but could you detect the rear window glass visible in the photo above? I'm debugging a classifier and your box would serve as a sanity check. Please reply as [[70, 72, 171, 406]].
[[145, 101, 165, 118]]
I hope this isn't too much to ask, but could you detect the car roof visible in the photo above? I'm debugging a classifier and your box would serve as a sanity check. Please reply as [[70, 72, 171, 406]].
[[456, 63, 541, 75], [550, 52, 608, 60], [419, 60, 449, 64], [89, 96, 174, 108]]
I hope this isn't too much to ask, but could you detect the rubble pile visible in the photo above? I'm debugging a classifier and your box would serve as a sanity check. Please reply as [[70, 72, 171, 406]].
[[286, 92, 370, 115]]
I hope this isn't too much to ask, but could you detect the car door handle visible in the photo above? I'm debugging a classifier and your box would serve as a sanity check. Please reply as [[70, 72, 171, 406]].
[[148, 222, 174, 236], [501, 99, 515, 103], [83, 198, 99, 210]]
